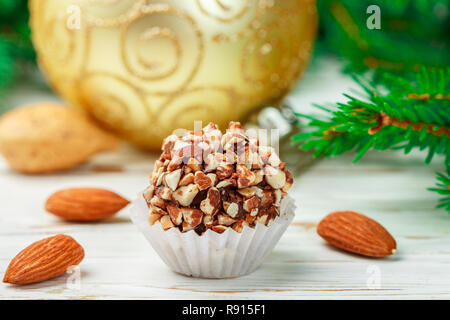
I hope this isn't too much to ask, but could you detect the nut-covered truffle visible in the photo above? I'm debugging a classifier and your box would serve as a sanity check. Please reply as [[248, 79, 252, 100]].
[[144, 122, 293, 235]]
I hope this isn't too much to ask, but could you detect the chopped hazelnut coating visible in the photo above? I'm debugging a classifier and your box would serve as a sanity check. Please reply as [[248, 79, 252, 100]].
[[144, 122, 293, 235]]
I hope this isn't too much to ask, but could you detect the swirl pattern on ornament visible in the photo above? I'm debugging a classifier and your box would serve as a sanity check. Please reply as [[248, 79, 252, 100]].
[[119, 4, 204, 89], [32, 0, 76, 66], [210, 0, 267, 43], [79, 72, 152, 131], [136, 27, 181, 79], [29, 0, 317, 149], [162, 86, 240, 129]]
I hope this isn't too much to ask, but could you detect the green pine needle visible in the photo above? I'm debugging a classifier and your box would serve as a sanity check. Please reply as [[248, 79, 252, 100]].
[[0, 0, 35, 114], [0, 40, 16, 114], [428, 172, 450, 211], [317, 0, 450, 74], [293, 67, 450, 212]]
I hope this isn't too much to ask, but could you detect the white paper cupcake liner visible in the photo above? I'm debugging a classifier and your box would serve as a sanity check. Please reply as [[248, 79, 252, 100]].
[[130, 192, 296, 278]]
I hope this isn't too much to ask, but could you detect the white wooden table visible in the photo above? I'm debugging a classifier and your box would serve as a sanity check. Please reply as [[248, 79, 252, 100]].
[[1, 58, 449, 300]]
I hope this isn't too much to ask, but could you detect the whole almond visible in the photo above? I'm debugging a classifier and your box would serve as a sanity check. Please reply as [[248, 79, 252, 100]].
[[3, 234, 84, 285], [0, 103, 120, 174], [46, 188, 130, 221], [317, 211, 396, 257]]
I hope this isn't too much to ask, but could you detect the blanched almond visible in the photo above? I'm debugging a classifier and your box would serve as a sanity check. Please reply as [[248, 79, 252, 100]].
[[186, 158, 202, 172], [216, 180, 234, 188], [268, 153, 281, 167], [150, 195, 166, 209], [151, 206, 168, 216], [243, 196, 261, 213], [155, 186, 173, 201], [274, 189, 282, 207], [173, 184, 199, 206], [217, 214, 236, 226], [200, 187, 221, 215], [282, 169, 294, 192], [194, 171, 212, 190], [203, 215, 214, 227], [251, 169, 264, 186], [216, 164, 234, 180], [143, 185, 155, 203], [265, 166, 286, 189], [166, 203, 183, 225], [232, 220, 249, 233], [160, 215, 175, 230], [256, 215, 269, 225], [181, 208, 203, 228], [207, 173, 218, 186], [156, 170, 164, 186], [168, 156, 183, 171], [179, 173, 195, 186], [237, 187, 257, 198], [236, 164, 255, 189], [165, 169, 182, 191], [148, 212, 162, 225], [226, 202, 239, 218]]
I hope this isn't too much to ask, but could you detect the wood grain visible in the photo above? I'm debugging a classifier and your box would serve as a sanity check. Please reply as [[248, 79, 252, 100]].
[[0, 146, 449, 299], [1, 58, 449, 299]]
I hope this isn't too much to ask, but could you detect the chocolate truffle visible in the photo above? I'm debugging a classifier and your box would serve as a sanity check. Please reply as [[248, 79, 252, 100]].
[[143, 122, 293, 235]]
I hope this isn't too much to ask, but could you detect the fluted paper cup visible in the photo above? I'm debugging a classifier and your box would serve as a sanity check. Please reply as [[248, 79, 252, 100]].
[[130, 193, 295, 278]]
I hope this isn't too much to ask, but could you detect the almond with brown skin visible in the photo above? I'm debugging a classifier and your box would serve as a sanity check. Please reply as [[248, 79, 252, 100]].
[[3, 234, 84, 285], [0, 103, 120, 174], [46, 188, 130, 221], [317, 211, 397, 257]]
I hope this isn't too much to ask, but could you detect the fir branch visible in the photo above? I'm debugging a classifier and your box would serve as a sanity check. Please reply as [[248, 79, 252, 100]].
[[428, 171, 450, 211], [294, 67, 450, 162], [0, 40, 16, 114], [293, 67, 450, 211]]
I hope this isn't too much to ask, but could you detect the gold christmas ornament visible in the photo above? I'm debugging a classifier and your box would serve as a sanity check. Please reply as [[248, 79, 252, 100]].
[[30, 0, 317, 150]]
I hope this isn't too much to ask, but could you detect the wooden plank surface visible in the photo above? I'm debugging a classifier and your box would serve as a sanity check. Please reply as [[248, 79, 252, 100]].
[[1, 58, 449, 299], [0, 145, 449, 300]]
